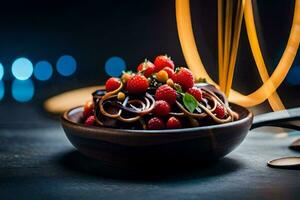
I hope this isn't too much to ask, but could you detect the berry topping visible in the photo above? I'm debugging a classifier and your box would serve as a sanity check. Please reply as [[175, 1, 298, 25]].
[[171, 67, 194, 91], [121, 72, 133, 84], [214, 103, 226, 119], [83, 100, 94, 118], [166, 117, 182, 129], [147, 117, 165, 130], [85, 54, 239, 129], [187, 87, 202, 102], [154, 55, 175, 72], [117, 92, 126, 101], [126, 74, 149, 94], [84, 115, 96, 126], [105, 77, 121, 92], [156, 70, 169, 83], [155, 84, 177, 105], [163, 67, 175, 78], [137, 60, 155, 77], [152, 100, 170, 117], [166, 78, 174, 87]]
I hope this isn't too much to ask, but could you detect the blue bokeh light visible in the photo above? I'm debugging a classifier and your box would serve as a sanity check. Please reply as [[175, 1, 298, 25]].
[[12, 57, 33, 80], [0, 63, 4, 80], [0, 81, 4, 101], [34, 61, 53, 81], [105, 56, 126, 77], [56, 55, 77, 76], [12, 79, 34, 102], [286, 65, 300, 85]]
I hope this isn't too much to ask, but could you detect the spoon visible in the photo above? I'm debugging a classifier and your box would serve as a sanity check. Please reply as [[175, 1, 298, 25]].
[[237, 108, 300, 169], [290, 138, 300, 151], [251, 107, 300, 130], [267, 157, 300, 169]]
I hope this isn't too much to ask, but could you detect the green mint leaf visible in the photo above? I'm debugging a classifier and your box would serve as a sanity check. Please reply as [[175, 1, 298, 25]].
[[183, 93, 198, 113], [122, 70, 133, 75], [174, 83, 183, 93]]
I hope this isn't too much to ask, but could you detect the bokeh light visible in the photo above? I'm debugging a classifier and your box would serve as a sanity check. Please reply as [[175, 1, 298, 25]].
[[34, 61, 53, 81], [56, 55, 77, 76], [0, 63, 4, 80], [12, 57, 33, 80], [0, 81, 4, 101], [286, 65, 300, 85], [12, 79, 34, 102], [105, 56, 126, 77]]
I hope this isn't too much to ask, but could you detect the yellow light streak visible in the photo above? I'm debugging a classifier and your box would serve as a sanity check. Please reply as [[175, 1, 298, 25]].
[[224, 0, 245, 97], [222, 0, 233, 92], [217, 0, 224, 87], [175, 0, 300, 108], [244, 0, 285, 111]]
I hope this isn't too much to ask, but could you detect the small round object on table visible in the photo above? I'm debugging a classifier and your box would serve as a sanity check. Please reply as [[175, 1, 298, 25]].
[[267, 156, 300, 169]]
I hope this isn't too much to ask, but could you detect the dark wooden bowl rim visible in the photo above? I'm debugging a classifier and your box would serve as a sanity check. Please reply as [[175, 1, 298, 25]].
[[61, 104, 253, 137]]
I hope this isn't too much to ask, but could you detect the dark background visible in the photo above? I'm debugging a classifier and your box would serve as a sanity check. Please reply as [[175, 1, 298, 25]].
[[1, 1, 300, 199], [0, 0, 299, 110]]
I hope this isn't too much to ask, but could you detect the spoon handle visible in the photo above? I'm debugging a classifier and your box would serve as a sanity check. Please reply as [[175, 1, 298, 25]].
[[251, 107, 300, 130]]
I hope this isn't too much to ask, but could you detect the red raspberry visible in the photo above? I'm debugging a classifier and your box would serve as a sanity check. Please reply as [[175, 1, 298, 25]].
[[126, 74, 149, 94], [147, 117, 165, 130], [166, 117, 182, 129], [105, 77, 121, 92], [162, 67, 174, 78], [154, 55, 175, 72], [155, 84, 177, 105], [214, 103, 226, 119], [152, 100, 170, 117], [84, 115, 95, 126], [187, 87, 202, 102], [137, 60, 155, 77], [171, 67, 194, 91], [83, 100, 94, 118]]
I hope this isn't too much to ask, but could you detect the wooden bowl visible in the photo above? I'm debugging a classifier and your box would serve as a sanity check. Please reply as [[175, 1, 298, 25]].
[[61, 104, 253, 167]]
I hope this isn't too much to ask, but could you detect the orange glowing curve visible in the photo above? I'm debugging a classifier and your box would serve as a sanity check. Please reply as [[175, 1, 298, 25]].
[[176, 0, 300, 107], [244, 0, 285, 111]]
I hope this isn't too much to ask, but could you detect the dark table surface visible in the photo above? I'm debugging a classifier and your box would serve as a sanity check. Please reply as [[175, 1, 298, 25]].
[[1, 104, 300, 200]]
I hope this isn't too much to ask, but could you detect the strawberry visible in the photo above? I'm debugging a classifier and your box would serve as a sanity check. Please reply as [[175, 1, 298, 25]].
[[105, 77, 121, 92], [126, 74, 149, 94], [166, 117, 182, 129], [152, 100, 170, 117], [187, 87, 202, 102], [214, 103, 226, 119], [147, 117, 165, 130], [83, 100, 94, 118], [171, 67, 194, 91], [154, 55, 175, 72], [137, 60, 155, 77], [84, 115, 95, 126], [155, 84, 177, 105], [162, 67, 174, 78]]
